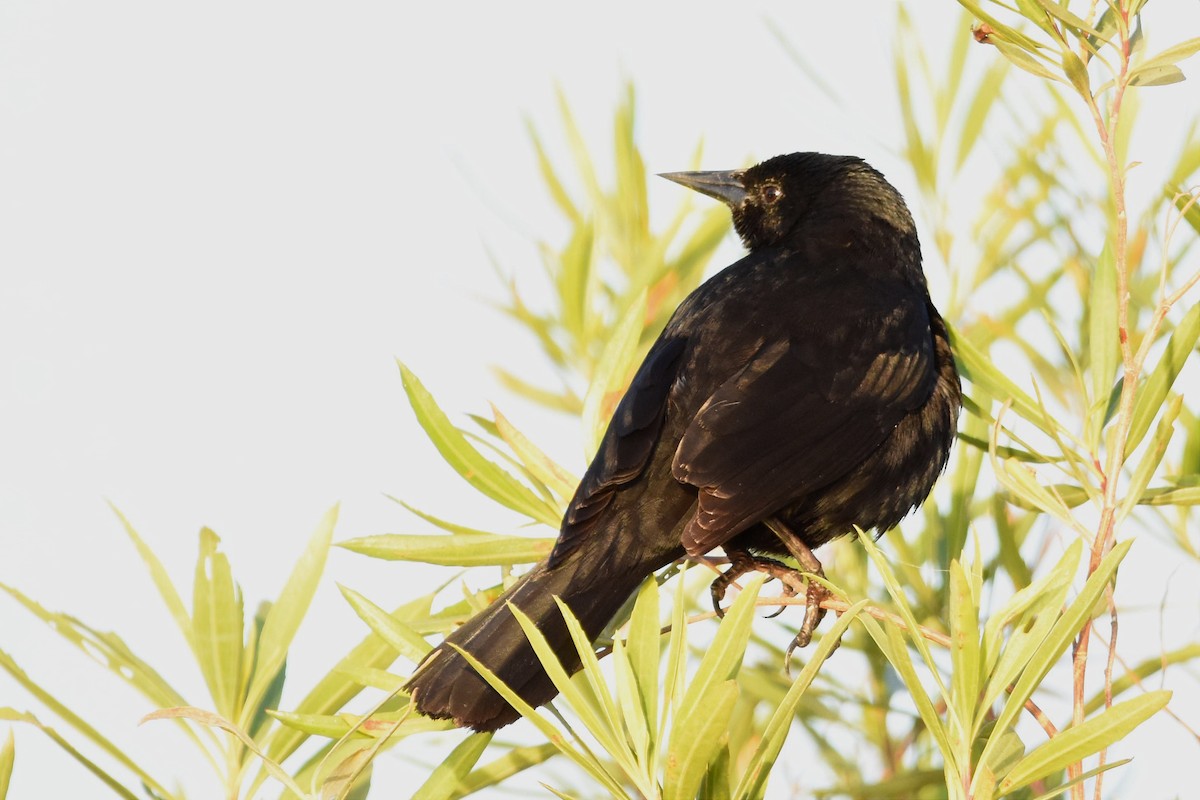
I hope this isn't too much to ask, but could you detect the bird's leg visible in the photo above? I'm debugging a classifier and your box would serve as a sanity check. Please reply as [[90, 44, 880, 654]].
[[710, 548, 803, 619], [764, 518, 838, 669]]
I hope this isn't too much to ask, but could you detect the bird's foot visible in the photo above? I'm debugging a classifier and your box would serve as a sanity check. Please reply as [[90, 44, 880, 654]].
[[783, 568, 836, 675], [710, 549, 804, 619], [763, 518, 843, 675]]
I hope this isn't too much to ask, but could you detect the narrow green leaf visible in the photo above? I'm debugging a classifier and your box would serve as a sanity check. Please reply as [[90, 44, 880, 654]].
[[448, 646, 626, 797], [981, 540, 1082, 710], [1174, 187, 1200, 236], [950, 326, 1069, 438], [191, 528, 244, 721], [110, 505, 193, 651], [447, 743, 558, 799], [503, 604, 626, 771], [262, 592, 439, 769], [949, 560, 981, 733], [1137, 37, 1200, 72], [242, 506, 336, 729], [321, 748, 373, 800], [1083, 645, 1200, 714], [338, 533, 553, 567], [1130, 65, 1187, 86], [581, 290, 648, 459], [1026, 758, 1131, 800], [999, 692, 1170, 794], [1033, 0, 1107, 39], [525, 121, 580, 224], [1126, 302, 1200, 456], [492, 407, 578, 501], [0, 728, 14, 800], [0, 584, 192, 717], [678, 576, 765, 715], [339, 586, 431, 665], [398, 363, 560, 527], [956, 58, 1009, 170], [665, 681, 738, 800], [143, 707, 306, 798], [858, 532, 950, 701], [1119, 394, 1181, 520], [858, 618, 961, 786], [1088, 242, 1118, 410], [733, 600, 867, 800], [0, 709, 143, 800], [550, 599, 630, 763], [983, 540, 1133, 774], [995, 42, 1066, 84], [411, 732, 493, 800], [625, 578, 660, 745]]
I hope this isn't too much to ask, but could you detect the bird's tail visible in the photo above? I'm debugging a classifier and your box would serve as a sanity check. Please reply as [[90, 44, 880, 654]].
[[406, 539, 676, 731]]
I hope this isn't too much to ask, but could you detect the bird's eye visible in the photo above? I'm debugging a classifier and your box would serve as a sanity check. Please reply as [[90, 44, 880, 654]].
[[762, 184, 783, 204]]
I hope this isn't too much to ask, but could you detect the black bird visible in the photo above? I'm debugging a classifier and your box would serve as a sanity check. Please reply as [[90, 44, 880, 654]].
[[407, 152, 961, 731]]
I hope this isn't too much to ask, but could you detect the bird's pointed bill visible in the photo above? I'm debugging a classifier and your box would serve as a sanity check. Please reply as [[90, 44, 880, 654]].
[[658, 169, 748, 208]]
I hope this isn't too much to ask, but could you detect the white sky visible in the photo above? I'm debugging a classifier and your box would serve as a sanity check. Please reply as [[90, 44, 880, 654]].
[[2, 2, 1199, 798]]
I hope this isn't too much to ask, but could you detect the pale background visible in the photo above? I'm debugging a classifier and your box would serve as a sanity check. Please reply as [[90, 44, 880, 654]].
[[2, 2, 1198, 797]]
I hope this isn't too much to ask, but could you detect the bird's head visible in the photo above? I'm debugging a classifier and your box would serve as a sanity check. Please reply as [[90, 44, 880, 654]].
[[659, 152, 915, 252]]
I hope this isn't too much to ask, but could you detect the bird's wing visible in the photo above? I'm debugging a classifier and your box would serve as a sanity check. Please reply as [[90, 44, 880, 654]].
[[672, 304, 934, 557], [550, 337, 687, 563]]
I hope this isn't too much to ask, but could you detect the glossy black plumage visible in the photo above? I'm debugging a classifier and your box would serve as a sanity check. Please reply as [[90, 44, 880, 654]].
[[407, 152, 961, 731]]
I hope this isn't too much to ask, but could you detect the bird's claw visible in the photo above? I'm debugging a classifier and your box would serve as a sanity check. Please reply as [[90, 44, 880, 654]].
[[710, 550, 804, 618], [782, 577, 840, 676]]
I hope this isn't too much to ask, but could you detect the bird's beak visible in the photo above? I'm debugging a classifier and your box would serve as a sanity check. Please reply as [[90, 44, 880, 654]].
[[658, 169, 748, 208]]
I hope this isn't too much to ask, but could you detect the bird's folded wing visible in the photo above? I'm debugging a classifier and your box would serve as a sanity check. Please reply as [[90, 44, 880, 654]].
[[550, 337, 687, 563], [672, 330, 932, 557]]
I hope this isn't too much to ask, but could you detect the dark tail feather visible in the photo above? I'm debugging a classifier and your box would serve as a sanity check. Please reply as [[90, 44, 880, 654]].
[[407, 542, 675, 731]]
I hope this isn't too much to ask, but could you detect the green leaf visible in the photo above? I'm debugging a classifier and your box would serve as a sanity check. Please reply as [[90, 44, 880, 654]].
[[338, 533, 553, 567], [492, 407, 578, 501], [143, 706, 307, 798], [1137, 36, 1200, 73], [625, 578, 660, 747], [956, 58, 1009, 170], [191, 528, 244, 721], [1126, 302, 1200, 456], [949, 560, 981, 733], [447, 743, 558, 799], [447, 645, 626, 797], [242, 506, 336, 729], [1033, 0, 1107, 40], [526, 121, 580, 224], [0, 709, 143, 800], [994, 42, 1065, 85], [664, 681, 738, 800], [339, 586, 431, 665], [950, 326, 1069, 438], [733, 600, 867, 800], [1088, 241, 1118, 411], [1119, 394, 1181, 520], [1026, 758, 1131, 800], [0, 728, 14, 800], [262, 592, 439, 771], [1129, 65, 1186, 86], [0, 584, 193, 722], [110, 505, 194, 651], [981, 540, 1082, 711], [858, 618, 961, 787], [678, 576, 765, 715], [981, 540, 1133, 781], [999, 691, 1170, 794], [320, 748, 373, 800], [1083, 645, 1200, 714], [410, 733, 493, 800], [581, 290, 648, 459], [398, 363, 560, 527]]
